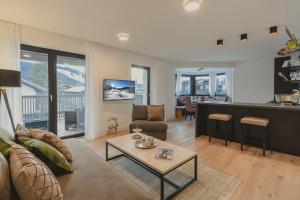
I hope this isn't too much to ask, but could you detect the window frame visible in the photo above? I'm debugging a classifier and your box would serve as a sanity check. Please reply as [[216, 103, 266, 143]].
[[179, 75, 192, 96], [131, 64, 151, 105], [178, 74, 211, 96], [21, 44, 86, 139], [194, 74, 210, 96], [215, 72, 227, 97]]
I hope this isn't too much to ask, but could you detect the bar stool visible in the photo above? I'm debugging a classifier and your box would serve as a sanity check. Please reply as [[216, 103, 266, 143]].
[[208, 113, 233, 146], [240, 116, 270, 156]]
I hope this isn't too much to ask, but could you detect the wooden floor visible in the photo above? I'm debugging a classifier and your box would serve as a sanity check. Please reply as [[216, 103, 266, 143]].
[[88, 120, 300, 200]]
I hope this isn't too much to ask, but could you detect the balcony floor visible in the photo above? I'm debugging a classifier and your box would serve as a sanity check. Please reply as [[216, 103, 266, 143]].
[[58, 118, 84, 137]]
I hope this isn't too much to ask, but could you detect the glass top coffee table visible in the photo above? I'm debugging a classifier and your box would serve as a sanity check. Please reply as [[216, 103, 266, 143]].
[[106, 134, 197, 200]]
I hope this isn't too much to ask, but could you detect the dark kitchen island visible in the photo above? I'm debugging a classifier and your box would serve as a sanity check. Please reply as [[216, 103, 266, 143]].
[[196, 101, 300, 156]]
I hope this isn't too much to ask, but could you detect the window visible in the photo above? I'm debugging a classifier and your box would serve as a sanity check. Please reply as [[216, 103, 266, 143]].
[[20, 45, 86, 138], [215, 73, 227, 96], [180, 76, 191, 95], [131, 65, 150, 105], [195, 75, 210, 95]]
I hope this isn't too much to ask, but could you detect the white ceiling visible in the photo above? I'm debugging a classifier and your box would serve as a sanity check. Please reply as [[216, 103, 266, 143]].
[[0, 0, 299, 62]]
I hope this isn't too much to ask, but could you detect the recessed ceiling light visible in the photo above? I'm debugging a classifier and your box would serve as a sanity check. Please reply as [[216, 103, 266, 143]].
[[217, 39, 223, 47], [270, 26, 278, 36], [117, 33, 130, 41], [183, 0, 201, 12], [22, 54, 31, 58], [240, 33, 248, 42]]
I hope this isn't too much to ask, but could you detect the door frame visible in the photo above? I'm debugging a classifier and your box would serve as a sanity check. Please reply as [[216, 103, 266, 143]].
[[131, 64, 151, 105], [21, 44, 85, 138]]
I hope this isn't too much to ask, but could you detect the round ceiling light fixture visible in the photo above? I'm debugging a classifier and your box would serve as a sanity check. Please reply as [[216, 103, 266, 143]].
[[183, 0, 201, 12], [117, 33, 130, 41]]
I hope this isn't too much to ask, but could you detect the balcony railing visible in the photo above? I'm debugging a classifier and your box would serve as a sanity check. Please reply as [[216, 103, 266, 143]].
[[22, 94, 85, 122]]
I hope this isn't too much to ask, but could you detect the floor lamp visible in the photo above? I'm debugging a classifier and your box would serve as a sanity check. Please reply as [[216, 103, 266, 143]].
[[0, 69, 21, 133]]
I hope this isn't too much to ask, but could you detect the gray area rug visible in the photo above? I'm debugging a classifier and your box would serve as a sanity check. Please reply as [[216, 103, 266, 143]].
[[95, 148, 241, 200]]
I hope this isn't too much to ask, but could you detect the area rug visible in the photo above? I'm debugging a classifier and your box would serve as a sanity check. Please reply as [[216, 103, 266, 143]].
[[95, 147, 241, 200]]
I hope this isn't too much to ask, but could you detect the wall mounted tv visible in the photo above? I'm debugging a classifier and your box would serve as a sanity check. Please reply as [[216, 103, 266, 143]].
[[103, 79, 135, 101]]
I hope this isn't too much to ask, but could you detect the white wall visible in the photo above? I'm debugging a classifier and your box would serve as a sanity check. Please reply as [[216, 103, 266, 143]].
[[20, 25, 176, 139], [233, 57, 274, 103], [19, 25, 277, 139]]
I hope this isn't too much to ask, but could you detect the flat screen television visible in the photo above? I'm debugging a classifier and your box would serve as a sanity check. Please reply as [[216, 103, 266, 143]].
[[103, 79, 135, 101]]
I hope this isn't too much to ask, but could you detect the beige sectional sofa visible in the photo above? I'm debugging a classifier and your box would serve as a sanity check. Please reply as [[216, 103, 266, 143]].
[[56, 139, 150, 200], [0, 127, 151, 200]]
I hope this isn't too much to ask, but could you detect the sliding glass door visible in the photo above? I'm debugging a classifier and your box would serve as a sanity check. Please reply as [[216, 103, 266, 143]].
[[20, 50, 50, 130], [131, 65, 150, 105], [56, 56, 85, 137], [20, 45, 86, 138]]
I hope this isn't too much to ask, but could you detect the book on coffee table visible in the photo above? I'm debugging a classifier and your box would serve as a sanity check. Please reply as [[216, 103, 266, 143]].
[[155, 147, 174, 160]]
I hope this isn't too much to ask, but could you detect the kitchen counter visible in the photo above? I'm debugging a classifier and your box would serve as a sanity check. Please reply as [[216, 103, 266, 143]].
[[196, 101, 300, 156], [197, 101, 300, 111]]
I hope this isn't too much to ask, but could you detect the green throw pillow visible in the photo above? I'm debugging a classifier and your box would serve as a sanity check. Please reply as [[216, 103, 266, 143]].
[[0, 138, 15, 159], [17, 137, 72, 175]]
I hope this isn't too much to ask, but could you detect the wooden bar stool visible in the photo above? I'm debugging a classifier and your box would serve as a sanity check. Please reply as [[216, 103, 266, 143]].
[[240, 116, 270, 156], [208, 113, 233, 146]]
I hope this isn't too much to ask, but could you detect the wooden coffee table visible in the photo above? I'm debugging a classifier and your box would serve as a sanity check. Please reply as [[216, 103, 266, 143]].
[[106, 134, 197, 200]]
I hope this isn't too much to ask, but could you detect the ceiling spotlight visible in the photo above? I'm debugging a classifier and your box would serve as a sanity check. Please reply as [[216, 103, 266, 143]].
[[240, 33, 248, 42], [117, 33, 130, 41], [217, 39, 223, 47], [183, 0, 201, 12], [270, 26, 278, 36]]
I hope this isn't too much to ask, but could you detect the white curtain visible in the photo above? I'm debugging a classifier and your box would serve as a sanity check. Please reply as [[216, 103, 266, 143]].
[[175, 73, 182, 96], [209, 72, 216, 96], [0, 20, 21, 134], [84, 42, 103, 140], [225, 71, 233, 101]]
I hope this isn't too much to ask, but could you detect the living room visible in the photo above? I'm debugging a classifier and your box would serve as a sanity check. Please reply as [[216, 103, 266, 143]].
[[0, 0, 300, 200]]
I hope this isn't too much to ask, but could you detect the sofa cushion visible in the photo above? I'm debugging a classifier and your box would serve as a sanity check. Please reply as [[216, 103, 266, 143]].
[[30, 129, 73, 162], [15, 124, 30, 138], [0, 138, 16, 159], [57, 139, 151, 200], [129, 120, 168, 132], [10, 146, 63, 200], [17, 137, 72, 175], [132, 105, 148, 121], [0, 153, 10, 200], [147, 105, 164, 121]]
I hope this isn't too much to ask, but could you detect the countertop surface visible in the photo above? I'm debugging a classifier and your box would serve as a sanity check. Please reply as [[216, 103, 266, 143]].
[[196, 101, 300, 111]]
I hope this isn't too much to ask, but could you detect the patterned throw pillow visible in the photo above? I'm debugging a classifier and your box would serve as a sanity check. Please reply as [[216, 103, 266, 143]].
[[17, 137, 72, 175], [0, 153, 10, 200], [15, 124, 30, 137], [10, 146, 63, 200], [30, 129, 73, 162]]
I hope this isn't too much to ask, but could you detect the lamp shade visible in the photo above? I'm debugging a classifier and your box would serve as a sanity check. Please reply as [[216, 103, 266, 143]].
[[0, 69, 21, 87]]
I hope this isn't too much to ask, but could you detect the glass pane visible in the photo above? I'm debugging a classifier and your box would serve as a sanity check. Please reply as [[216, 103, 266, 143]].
[[180, 76, 191, 95], [131, 67, 149, 105], [195, 76, 210, 95], [215, 74, 227, 96], [20, 50, 49, 130], [57, 56, 85, 137]]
